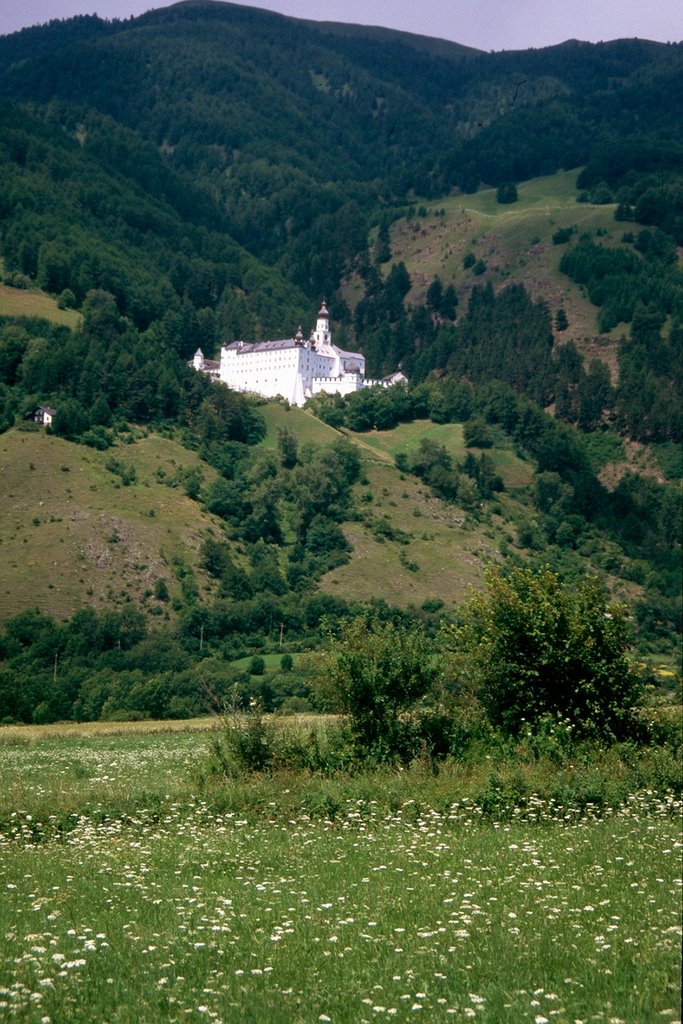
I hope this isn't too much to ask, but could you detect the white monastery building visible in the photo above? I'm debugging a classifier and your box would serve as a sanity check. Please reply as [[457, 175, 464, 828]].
[[191, 302, 406, 407]]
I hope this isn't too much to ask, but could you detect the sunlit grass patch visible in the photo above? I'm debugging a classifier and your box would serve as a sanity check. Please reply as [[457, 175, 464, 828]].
[[0, 282, 82, 327], [0, 723, 680, 1022], [355, 420, 532, 490], [0, 786, 680, 1022], [260, 403, 342, 448], [0, 715, 223, 744]]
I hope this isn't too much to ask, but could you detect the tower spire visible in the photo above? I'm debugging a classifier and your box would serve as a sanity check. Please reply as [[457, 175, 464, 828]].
[[314, 300, 331, 347]]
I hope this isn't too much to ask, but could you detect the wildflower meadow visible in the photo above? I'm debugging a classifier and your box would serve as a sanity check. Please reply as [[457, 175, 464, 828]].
[[0, 726, 680, 1023]]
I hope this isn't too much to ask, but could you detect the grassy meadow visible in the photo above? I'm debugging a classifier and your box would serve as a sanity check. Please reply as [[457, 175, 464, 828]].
[[385, 169, 623, 374], [353, 420, 533, 491], [0, 282, 82, 329], [0, 427, 225, 623], [260, 403, 342, 449], [0, 720, 680, 1023]]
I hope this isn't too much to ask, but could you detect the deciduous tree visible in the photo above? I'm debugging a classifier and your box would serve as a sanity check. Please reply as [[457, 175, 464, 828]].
[[445, 567, 641, 740]]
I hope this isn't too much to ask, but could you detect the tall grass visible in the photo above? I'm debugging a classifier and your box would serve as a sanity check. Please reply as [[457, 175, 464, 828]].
[[0, 735, 679, 1023], [1, 720, 680, 1021]]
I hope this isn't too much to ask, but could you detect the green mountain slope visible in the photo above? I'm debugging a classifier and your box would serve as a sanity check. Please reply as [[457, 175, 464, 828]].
[[380, 170, 625, 369], [0, 427, 227, 622], [0, 3, 680, 303], [0, 405, 648, 626], [0, 100, 309, 341], [0, 417, 502, 622]]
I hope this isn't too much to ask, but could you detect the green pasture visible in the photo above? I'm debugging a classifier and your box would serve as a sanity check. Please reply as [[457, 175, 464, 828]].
[[0, 428, 222, 623], [357, 420, 468, 460], [389, 169, 622, 353], [260, 403, 342, 449], [0, 724, 680, 1023], [355, 419, 533, 490], [0, 282, 81, 328], [456, 168, 592, 216], [430, 169, 617, 235]]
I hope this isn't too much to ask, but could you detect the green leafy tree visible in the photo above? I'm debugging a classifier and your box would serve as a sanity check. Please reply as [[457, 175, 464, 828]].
[[375, 220, 392, 264], [200, 538, 234, 579], [90, 392, 113, 426], [463, 417, 494, 448], [496, 182, 518, 204], [276, 426, 298, 468], [57, 288, 77, 310], [204, 477, 247, 523], [50, 398, 90, 440], [446, 567, 641, 740], [315, 617, 439, 760]]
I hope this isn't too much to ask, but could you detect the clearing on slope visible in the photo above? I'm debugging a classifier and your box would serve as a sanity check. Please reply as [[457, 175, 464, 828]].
[[382, 169, 623, 372], [260, 402, 343, 448], [0, 428, 228, 623], [0, 282, 81, 329], [355, 419, 533, 490]]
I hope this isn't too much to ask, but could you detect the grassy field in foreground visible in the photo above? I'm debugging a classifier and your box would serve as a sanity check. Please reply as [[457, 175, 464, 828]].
[[0, 724, 680, 1024]]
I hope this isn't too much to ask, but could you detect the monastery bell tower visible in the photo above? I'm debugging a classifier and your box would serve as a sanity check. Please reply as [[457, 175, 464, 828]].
[[313, 300, 331, 348]]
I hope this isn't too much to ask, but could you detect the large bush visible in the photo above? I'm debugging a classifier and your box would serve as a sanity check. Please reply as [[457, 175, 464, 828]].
[[314, 617, 440, 761], [445, 567, 642, 740]]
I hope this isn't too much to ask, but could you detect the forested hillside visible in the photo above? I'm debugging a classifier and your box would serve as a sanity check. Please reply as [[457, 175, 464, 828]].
[[0, 2, 680, 724], [0, 3, 681, 305]]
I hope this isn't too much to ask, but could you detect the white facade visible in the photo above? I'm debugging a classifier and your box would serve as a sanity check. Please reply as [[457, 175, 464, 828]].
[[34, 406, 57, 426], [195, 302, 405, 407], [190, 349, 220, 379]]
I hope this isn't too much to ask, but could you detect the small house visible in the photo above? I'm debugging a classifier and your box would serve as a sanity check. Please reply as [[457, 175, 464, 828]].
[[34, 406, 57, 426]]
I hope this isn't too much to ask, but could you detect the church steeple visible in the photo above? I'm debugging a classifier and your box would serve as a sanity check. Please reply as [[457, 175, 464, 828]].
[[313, 300, 331, 347]]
